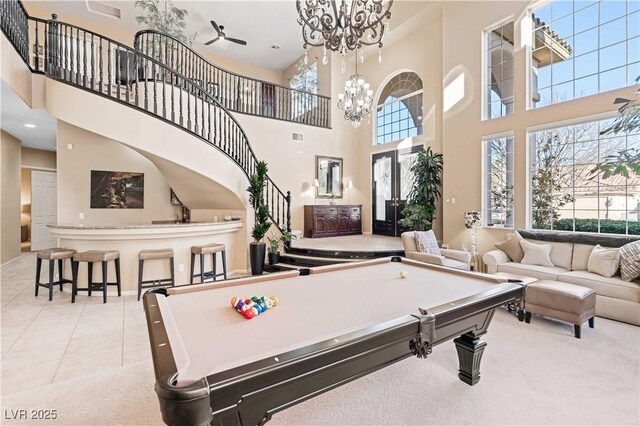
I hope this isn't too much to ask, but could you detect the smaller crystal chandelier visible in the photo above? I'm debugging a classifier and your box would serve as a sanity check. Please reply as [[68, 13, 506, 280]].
[[337, 54, 374, 128]]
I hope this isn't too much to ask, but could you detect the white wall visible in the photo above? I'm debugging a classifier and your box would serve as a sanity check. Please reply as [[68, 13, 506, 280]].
[[56, 121, 181, 225]]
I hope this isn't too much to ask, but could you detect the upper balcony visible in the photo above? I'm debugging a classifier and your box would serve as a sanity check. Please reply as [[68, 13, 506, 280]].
[[134, 30, 331, 129]]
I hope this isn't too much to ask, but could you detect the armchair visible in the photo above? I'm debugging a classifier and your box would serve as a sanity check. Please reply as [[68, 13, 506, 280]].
[[401, 232, 471, 271]]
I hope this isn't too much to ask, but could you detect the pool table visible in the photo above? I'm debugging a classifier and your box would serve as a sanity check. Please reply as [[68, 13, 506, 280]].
[[143, 257, 523, 426]]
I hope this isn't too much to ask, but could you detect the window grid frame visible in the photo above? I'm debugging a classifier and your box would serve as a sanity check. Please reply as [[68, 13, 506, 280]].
[[375, 90, 423, 145], [530, 0, 639, 109], [529, 117, 640, 235], [483, 134, 516, 229], [483, 19, 516, 121]]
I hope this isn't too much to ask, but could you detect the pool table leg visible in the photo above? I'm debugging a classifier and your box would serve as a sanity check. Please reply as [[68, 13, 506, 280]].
[[454, 332, 487, 386]]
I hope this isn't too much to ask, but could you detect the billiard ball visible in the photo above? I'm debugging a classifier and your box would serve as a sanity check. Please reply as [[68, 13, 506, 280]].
[[270, 296, 278, 306], [243, 309, 256, 320], [400, 270, 408, 278]]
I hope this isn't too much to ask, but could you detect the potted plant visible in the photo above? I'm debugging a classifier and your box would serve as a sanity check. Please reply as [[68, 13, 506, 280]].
[[247, 161, 271, 275], [267, 229, 296, 265], [398, 147, 443, 231], [267, 234, 281, 265]]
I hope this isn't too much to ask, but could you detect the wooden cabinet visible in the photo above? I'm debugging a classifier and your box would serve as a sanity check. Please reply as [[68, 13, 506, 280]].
[[304, 205, 362, 238]]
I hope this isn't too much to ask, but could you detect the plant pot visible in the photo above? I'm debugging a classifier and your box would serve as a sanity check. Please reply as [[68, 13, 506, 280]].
[[268, 252, 281, 265], [250, 243, 266, 276]]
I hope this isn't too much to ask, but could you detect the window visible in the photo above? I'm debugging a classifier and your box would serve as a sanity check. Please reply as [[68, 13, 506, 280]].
[[289, 62, 318, 118], [529, 117, 640, 235], [485, 21, 515, 119], [484, 135, 514, 228], [375, 72, 423, 144], [530, 0, 640, 108]]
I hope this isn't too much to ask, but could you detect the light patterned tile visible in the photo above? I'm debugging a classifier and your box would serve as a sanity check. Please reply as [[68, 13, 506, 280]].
[[53, 346, 123, 382]]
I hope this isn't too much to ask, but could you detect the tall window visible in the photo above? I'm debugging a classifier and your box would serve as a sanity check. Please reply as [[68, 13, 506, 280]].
[[290, 62, 318, 118], [485, 21, 515, 119], [484, 135, 514, 228], [529, 118, 640, 235], [376, 72, 423, 144], [530, 0, 639, 108]]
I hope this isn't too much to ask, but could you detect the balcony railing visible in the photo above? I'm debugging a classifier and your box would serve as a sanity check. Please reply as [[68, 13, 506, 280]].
[[134, 30, 331, 128], [0, 2, 291, 233]]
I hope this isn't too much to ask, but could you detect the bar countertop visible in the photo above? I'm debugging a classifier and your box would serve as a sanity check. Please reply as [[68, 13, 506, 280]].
[[48, 220, 242, 230]]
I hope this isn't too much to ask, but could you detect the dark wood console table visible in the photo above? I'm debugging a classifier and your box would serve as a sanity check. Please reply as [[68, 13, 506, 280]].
[[304, 205, 362, 238]]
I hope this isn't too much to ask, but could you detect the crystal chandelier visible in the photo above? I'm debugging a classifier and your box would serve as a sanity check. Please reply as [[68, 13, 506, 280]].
[[296, 0, 393, 70], [337, 55, 374, 128]]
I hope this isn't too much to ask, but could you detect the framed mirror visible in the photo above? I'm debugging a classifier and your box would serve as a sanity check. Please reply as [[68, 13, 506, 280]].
[[315, 156, 343, 198]]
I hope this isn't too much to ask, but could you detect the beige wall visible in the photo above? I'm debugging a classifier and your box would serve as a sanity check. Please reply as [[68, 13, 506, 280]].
[[1, 130, 22, 263], [439, 1, 638, 253], [22, 147, 56, 170], [236, 52, 359, 232], [56, 121, 181, 225], [356, 5, 444, 238]]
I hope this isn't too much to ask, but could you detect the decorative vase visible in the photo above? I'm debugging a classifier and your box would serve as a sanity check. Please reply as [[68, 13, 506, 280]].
[[250, 243, 266, 275], [268, 252, 281, 265]]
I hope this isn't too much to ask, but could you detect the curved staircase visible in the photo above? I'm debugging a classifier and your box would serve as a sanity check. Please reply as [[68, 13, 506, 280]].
[[1, 1, 291, 232]]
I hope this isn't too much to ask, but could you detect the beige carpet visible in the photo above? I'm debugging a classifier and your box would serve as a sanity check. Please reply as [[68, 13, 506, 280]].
[[1, 310, 638, 425]]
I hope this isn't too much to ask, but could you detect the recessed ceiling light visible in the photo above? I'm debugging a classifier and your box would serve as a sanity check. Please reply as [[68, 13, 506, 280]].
[[24, 123, 36, 128], [271, 45, 280, 50]]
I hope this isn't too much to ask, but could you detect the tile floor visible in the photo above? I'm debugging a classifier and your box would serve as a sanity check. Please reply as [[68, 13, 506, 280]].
[[1, 252, 150, 396]]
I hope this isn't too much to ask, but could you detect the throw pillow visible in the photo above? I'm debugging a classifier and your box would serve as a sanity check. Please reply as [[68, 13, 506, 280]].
[[520, 240, 554, 267], [619, 240, 640, 281], [414, 230, 441, 256], [587, 245, 620, 278], [494, 231, 524, 262]]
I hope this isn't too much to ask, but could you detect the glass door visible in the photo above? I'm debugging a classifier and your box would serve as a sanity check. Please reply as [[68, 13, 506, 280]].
[[372, 147, 421, 236]]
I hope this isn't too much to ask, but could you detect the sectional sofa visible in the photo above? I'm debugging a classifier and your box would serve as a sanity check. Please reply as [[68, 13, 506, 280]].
[[483, 230, 640, 326]]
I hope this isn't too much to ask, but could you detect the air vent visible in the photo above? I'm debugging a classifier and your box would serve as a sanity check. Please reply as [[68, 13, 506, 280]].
[[86, 0, 121, 20], [292, 132, 304, 142]]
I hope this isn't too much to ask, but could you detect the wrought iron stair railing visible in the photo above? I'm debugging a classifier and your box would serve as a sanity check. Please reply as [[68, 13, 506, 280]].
[[134, 30, 331, 128], [0, 2, 291, 233]]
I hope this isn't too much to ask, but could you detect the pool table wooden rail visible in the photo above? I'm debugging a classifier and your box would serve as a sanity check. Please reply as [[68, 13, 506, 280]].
[[143, 259, 523, 426]]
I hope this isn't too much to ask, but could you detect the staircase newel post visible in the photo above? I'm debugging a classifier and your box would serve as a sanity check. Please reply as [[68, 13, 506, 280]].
[[286, 192, 292, 228]]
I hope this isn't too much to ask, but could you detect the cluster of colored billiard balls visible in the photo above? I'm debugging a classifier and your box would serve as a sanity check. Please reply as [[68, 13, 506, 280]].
[[231, 295, 278, 320]]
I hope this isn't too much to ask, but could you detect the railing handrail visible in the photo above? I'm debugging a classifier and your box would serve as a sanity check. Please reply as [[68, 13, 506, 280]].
[[134, 28, 329, 100], [1, 1, 291, 232], [47, 18, 291, 223]]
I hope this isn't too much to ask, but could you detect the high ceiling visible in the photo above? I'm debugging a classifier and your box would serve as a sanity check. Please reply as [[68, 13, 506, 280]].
[[25, 1, 431, 72], [1, 81, 57, 151], [26, 1, 306, 70]]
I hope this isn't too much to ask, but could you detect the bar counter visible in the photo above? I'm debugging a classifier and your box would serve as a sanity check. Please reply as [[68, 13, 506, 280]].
[[48, 221, 244, 295]]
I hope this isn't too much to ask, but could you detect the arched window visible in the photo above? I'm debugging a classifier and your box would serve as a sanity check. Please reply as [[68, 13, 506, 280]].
[[375, 72, 423, 145]]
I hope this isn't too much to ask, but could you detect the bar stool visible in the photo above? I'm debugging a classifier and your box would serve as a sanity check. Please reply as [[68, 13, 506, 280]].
[[190, 243, 227, 284], [35, 248, 76, 301], [138, 248, 175, 300], [71, 250, 121, 303]]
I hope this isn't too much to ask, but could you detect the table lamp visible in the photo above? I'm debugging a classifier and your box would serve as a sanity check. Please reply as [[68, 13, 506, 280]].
[[346, 180, 353, 204], [313, 179, 320, 204], [464, 211, 482, 255]]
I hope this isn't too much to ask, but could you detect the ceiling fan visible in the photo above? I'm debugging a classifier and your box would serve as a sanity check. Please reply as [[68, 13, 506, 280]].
[[204, 20, 247, 46]]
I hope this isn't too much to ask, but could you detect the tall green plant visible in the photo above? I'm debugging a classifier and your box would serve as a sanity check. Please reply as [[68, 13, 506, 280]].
[[589, 75, 640, 179], [135, 0, 190, 45], [398, 147, 443, 231], [247, 161, 271, 243]]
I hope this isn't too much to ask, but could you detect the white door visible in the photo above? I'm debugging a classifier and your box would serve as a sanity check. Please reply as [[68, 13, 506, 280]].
[[31, 170, 57, 251]]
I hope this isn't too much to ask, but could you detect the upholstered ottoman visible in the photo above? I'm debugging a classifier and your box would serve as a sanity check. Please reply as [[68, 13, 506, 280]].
[[524, 280, 596, 338]]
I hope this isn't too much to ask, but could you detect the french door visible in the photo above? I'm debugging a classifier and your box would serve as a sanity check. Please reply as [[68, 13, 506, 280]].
[[372, 146, 421, 236], [31, 170, 57, 251]]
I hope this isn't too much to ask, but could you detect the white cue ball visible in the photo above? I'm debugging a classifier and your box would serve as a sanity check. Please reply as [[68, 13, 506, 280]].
[[400, 270, 408, 278]]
